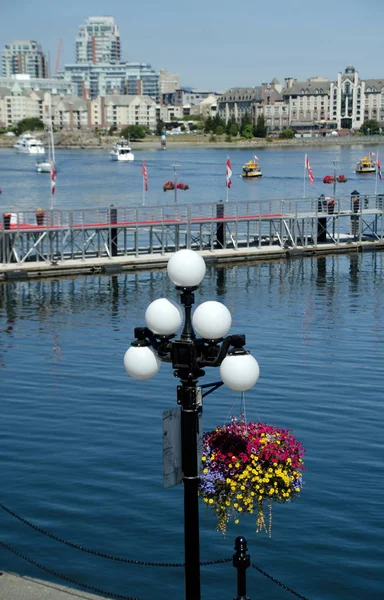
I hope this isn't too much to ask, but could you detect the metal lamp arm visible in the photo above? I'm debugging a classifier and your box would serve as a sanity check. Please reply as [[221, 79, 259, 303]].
[[199, 334, 247, 367]]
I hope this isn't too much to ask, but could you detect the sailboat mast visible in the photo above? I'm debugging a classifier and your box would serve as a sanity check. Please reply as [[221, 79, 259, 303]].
[[49, 98, 55, 165]]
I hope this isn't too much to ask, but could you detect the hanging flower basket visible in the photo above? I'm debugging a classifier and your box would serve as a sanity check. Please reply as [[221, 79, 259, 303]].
[[199, 417, 305, 534], [163, 180, 175, 191], [323, 175, 335, 184], [176, 182, 189, 190], [336, 174, 347, 183]]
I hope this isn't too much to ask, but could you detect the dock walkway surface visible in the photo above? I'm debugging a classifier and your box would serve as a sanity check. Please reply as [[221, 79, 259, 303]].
[[0, 572, 114, 600]]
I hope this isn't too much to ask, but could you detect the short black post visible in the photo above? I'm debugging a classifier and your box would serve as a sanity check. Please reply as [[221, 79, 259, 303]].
[[317, 218, 327, 243], [233, 536, 251, 600], [351, 190, 360, 238], [216, 201, 225, 248], [109, 204, 118, 257]]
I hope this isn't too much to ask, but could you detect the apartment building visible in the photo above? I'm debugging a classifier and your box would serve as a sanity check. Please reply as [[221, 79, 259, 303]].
[[75, 16, 121, 64], [0, 87, 44, 127], [2, 40, 48, 78], [61, 62, 159, 101]]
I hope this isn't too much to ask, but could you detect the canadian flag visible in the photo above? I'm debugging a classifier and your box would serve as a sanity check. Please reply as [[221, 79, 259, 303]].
[[226, 157, 232, 188], [305, 154, 314, 184], [369, 151, 376, 157], [377, 153, 382, 181], [51, 162, 56, 195], [142, 161, 148, 191], [254, 155, 259, 161]]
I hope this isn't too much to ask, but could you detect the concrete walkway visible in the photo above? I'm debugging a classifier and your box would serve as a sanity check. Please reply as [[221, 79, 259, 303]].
[[0, 572, 113, 599]]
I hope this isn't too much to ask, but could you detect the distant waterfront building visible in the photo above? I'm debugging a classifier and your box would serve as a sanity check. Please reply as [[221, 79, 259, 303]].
[[0, 74, 76, 95], [283, 67, 384, 131], [90, 94, 157, 130], [162, 88, 218, 106], [218, 80, 288, 130], [60, 62, 159, 101], [75, 16, 121, 64], [0, 87, 44, 127], [159, 69, 180, 97], [2, 40, 48, 78]]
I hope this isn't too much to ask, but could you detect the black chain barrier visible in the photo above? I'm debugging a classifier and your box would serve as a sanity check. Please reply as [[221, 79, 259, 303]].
[[1, 502, 311, 598], [251, 563, 310, 600], [0, 540, 143, 600], [0, 502, 230, 567]]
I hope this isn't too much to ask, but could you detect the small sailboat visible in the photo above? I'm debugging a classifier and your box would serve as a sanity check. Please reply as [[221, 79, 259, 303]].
[[36, 100, 55, 173]]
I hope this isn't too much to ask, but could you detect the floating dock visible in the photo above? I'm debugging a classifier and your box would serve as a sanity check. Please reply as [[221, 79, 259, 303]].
[[1, 195, 384, 279]]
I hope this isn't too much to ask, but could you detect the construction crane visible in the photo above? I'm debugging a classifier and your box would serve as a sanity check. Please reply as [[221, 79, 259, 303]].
[[54, 38, 62, 74]]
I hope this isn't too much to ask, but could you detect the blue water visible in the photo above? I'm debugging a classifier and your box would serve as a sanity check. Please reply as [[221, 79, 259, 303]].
[[1, 146, 384, 600], [1, 142, 383, 211]]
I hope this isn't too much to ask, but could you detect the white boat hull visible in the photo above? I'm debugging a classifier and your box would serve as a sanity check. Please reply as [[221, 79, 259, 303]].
[[110, 152, 135, 161], [36, 160, 53, 173]]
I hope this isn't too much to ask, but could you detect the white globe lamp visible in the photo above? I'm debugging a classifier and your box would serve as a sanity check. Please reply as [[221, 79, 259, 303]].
[[220, 353, 260, 391], [145, 298, 183, 335], [192, 301, 232, 340], [124, 345, 161, 380], [167, 249, 206, 287]]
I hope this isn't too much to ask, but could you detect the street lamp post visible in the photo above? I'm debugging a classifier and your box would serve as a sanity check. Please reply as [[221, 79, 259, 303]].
[[124, 250, 260, 600]]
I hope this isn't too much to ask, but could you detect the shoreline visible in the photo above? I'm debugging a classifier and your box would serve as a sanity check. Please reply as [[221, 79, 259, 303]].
[[2, 133, 384, 151]]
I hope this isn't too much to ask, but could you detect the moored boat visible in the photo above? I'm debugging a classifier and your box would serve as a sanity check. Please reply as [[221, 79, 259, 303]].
[[14, 133, 45, 155], [110, 139, 134, 161], [242, 159, 262, 178], [356, 156, 376, 173]]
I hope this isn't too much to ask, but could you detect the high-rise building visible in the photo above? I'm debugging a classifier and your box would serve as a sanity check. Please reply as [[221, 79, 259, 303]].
[[61, 62, 159, 101], [2, 40, 48, 78], [76, 16, 121, 64]]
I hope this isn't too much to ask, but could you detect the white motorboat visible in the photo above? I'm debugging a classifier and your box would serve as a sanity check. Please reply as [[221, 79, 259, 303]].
[[14, 133, 45, 155], [110, 139, 134, 161]]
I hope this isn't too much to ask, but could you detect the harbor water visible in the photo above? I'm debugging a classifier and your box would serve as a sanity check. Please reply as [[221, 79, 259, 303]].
[[1, 145, 384, 600]]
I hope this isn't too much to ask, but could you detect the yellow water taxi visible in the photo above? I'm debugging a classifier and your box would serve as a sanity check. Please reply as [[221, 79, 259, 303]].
[[356, 156, 376, 173], [242, 159, 262, 178]]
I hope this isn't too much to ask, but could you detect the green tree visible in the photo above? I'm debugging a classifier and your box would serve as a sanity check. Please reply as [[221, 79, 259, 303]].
[[229, 122, 239, 137], [225, 115, 236, 135], [240, 112, 252, 136], [121, 125, 147, 140], [215, 125, 225, 135], [15, 118, 44, 135], [360, 119, 380, 135], [242, 124, 253, 139], [156, 119, 165, 136], [204, 116, 214, 133], [253, 115, 267, 138], [279, 129, 295, 139]]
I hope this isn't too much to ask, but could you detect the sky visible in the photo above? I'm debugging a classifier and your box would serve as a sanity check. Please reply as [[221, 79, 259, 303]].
[[1, 0, 384, 91]]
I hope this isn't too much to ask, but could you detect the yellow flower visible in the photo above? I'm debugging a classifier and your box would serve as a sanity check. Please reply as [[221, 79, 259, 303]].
[[241, 485, 245, 491], [203, 468, 208, 474], [235, 462, 240, 468], [208, 498, 214, 504], [235, 519, 239, 524], [238, 507, 243, 512], [202, 456, 207, 461], [295, 487, 301, 492], [234, 502, 239, 508], [203, 497, 208, 503]]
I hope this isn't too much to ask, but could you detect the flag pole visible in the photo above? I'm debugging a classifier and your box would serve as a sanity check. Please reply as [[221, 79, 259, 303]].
[[142, 175, 145, 206], [375, 151, 379, 196], [303, 154, 306, 198]]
